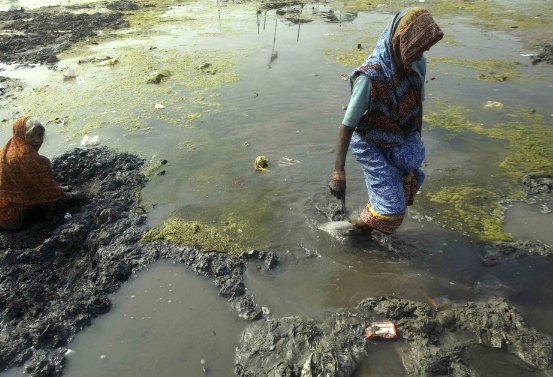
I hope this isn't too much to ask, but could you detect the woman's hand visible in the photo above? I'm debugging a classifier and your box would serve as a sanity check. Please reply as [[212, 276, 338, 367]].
[[328, 171, 346, 199]]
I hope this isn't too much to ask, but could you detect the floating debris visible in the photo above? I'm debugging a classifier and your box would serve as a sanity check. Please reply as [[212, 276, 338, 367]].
[[484, 100, 503, 108], [255, 156, 269, 172], [147, 69, 171, 84], [278, 156, 301, 167], [80, 135, 100, 147], [62, 68, 76, 79], [96, 57, 118, 66], [540, 204, 552, 214]]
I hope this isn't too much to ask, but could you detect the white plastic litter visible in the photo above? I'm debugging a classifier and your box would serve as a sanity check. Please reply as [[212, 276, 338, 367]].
[[80, 135, 100, 147], [63, 68, 76, 79], [155, 103, 165, 109]]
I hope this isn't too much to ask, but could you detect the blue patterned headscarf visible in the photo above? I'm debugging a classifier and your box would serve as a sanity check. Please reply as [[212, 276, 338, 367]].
[[351, 8, 443, 147]]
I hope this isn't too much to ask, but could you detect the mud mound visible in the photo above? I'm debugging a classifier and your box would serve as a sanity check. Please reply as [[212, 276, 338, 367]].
[[481, 240, 553, 266], [235, 313, 369, 377], [0, 146, 273, 376], [106, 0, 141, 11], [236, 296, 553, 376], [0, 8, 129, 64], [532, 43, 553, 66]]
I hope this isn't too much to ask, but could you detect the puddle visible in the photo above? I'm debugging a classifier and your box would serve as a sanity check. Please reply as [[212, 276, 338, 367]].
[[61, 260, 245, 376], [503, 199, 553, 246]]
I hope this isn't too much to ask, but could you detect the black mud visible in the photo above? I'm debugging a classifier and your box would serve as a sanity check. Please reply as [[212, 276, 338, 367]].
[[0, 146, 274, 376], [0, 5, 130, 64], [532, 43, 553, 66], [235, 296, 553, 376]]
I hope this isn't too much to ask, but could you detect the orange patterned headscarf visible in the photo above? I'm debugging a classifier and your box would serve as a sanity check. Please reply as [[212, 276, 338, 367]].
[[392, 7, 444, 69], [0, 116, 63, 205]]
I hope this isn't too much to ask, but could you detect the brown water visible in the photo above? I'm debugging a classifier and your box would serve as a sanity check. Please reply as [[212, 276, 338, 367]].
[[1, 0, 553, 376]]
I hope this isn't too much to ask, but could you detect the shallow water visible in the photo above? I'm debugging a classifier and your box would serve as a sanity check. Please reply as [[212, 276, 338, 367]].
[[1, 0, 553, 375], [61, 261, 245, 376]]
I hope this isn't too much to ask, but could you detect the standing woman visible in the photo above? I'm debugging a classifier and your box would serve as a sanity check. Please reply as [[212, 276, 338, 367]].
[[328, 7, 443, 234], [0, 116, 64, 230]]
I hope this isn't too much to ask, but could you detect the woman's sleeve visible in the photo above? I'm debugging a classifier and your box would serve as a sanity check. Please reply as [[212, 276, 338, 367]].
[[342, 75, 371, 127]]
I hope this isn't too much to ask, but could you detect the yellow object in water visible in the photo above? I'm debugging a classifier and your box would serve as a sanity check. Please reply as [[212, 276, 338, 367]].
[[255, 156, 270, 172], [484, 100, 503, 109]]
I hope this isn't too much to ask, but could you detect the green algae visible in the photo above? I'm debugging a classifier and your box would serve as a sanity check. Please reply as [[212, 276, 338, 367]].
[[428, 186, 513, 242], [425, 105, 553, 178], [140, 218, 246, 253], [429, 0, 553, 31], [332, 0, 391, 12], [140, 160, 164, 178], [431, 57, 520, 82], [441, 35, 463, 47], [325, 46, 374, 67], [7, 0, 246, 139], [423, 103, 553, 241], [12, 44, 243, 137], [178, 140, 207, 151]]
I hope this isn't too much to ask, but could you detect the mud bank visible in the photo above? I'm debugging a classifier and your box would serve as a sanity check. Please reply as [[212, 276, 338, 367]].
[[479, 174, 553, 266], [0, 4, 129, 64], [235, 296, 553, 376], [0, 146, 274, 376], [532, 43, 553, 66]]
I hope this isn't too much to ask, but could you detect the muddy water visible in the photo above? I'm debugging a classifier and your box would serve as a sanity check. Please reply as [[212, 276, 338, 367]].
[[61, 260, 245, 376], [1, 0, 553, 376]]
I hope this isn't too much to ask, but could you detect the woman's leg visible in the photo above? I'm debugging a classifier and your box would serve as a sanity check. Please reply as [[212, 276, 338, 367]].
[[350, 134, 406, 234]]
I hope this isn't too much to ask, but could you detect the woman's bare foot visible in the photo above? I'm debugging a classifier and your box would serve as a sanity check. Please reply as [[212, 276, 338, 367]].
[[349, 218, 373, 234]]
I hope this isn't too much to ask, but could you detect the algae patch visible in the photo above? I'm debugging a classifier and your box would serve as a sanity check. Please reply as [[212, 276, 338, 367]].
[[325, 42, 376, 68], [429, 0, 553, 31], [431, 57, 520, 82], [141, 218, 247, 253], [425, 105, 553, 178], [423, 104, 553, 241], [428, 186, 512, 242]]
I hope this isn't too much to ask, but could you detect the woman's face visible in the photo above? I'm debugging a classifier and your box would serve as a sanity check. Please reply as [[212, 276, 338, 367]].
[[26, 126, 45, 151]]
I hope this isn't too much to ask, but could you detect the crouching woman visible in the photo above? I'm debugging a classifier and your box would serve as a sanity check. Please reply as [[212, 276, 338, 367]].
[[0, 116, 68, 230]]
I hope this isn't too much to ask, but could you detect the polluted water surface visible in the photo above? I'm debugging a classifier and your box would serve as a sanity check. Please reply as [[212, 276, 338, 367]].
[[1, 0, 553, 375], [63, 260, 245, 377]]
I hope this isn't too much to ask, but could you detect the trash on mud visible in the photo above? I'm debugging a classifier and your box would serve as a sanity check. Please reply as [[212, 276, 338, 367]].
[[198, 63, 216, 75], [147, 69, 171, 84], [155, 103, 165, 109], [78, 55, 114, 64], [278, 156, 301, 167], [317, 220, 355, 235], [96, 57, 118, 67], [62, 68, 76, 79], [484, 100, 503, 108], [255, 156, 269, 172], [80, 135, 100, 147], [366, 321, 397, 339], [340, 73, 348, 80]]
